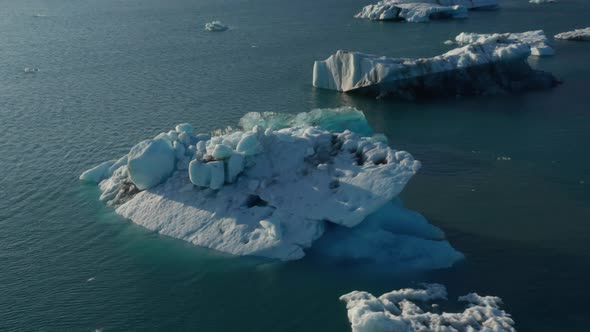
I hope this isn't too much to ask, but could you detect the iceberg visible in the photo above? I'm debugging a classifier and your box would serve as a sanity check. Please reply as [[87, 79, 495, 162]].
[[313, 41, 559, 99], [455, 30, 555, 56], [341, 284, 516, 332], [204, 21, 228, 32], [81, 107, 462, 267], [529, 0, 556, 3], [355, 0, 498, 22], [554, 27, 590, 41]]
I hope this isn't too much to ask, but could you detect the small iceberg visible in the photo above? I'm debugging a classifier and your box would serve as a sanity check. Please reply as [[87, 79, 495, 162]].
[[24, 68, 39, 73], [455, 30, 555, 56], [529, 0, 556, 3], [81, 108, 462, 268], [205, 21, 228, 32], [340, 284, 516, 332], [555, 27, 590, 41], [313, 39, 559, 99], [355, 0, 498, 22]]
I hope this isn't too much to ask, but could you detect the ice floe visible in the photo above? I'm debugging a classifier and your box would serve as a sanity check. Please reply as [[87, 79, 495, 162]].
[[205, 21, 228, 32], [455, 30, 555, 56], [355, 0, 498, 22], [529, 0, 556, 3], [554, 27, 590, 41], [81, 108, 462, 267], [341, 283, 516, 332], [313, 39, 558, 99]]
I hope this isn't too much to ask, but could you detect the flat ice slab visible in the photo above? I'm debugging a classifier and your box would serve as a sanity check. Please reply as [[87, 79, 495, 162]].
[[555, 27, 590, 41], [455, 30, 555, 56], [313, 39, 558, 99], [355, 0, 498, 21], [81, 108, 462, 267], [341, 284, 516, 332]]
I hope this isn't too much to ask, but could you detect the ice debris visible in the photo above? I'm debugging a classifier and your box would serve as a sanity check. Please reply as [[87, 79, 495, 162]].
[[341, 283, 516, 332], [554, 27, 590, 41]]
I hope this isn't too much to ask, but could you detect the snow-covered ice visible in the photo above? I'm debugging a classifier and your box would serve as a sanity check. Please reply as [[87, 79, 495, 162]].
[[554, 27, 590, 41], [81, 107, 462, 267], [313, 40, 558, 99], [205, 21, 228, 32], [455, 30, 555, 56], [355, 0, 499, 22], [341, 283, 516, 332]]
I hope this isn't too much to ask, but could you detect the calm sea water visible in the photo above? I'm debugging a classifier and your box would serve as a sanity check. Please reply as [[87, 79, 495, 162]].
[[1, 0, 589, 331]]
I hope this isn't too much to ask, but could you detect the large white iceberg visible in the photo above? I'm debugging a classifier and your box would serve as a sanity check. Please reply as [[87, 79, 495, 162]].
[[554, 27, 590, 41], [81, 108, 462, 267], [313, 40, 559, 99], [355, 0, 498, 22], [455, 30, 555, 56], [341, 284, 516, 332]]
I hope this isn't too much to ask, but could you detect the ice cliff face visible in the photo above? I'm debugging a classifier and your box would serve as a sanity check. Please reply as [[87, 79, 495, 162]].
[[81, 108, 463, 267], [555, 27, 590, 41], [355, 0, 499, 22], [313, 40, 558, 99], [341, 284, 516, 332]]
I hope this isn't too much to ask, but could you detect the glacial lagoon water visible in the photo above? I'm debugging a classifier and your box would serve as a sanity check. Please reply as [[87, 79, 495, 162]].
[[1, 0, 589, 330]]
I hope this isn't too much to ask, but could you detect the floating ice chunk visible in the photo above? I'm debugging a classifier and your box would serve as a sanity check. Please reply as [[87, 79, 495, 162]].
[[82, 108, 461, 264], [211, 144, 233, 160], [313, 43, 558, 99], [443, 39, 454, 45], [175, 123, 193, 133], [127, 138, 176, 190], [530, 0, 556, 3], [236, 133, 261, 156], [24, 67, 39, 73], [340, 284, 516, 332], [555, 27, 590, 41], [456, 30, 555, 56], [355, 0, 498, 21], [226, 152, 245, 183], [80, 160, 116, 183], [205, 21, 228, 32], [188, 160, 211, 187], [208, 161, 225, 190]]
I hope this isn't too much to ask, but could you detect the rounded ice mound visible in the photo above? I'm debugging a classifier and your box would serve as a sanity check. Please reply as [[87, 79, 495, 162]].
[[175, 123, 193, 133], [205, 21, 228, 32], [127, 138, 176, 190], [341, 284, 516, 332], [80, 160, 116, 183]]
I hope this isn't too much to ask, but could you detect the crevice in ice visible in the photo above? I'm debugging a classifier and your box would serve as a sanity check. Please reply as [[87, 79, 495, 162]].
[[244, 194, 268, 208]]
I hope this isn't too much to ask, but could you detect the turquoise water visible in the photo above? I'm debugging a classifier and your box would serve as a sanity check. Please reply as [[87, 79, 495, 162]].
[[1, 0, 589, 330]]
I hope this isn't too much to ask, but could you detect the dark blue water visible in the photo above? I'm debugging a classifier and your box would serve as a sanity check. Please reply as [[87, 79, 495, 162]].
[[1, 0, 589, 331]]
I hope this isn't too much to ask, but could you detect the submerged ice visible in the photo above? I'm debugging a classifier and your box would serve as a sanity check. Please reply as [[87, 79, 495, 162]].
[[341, 284, 516, 332], [81, 108, 462, 267]]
